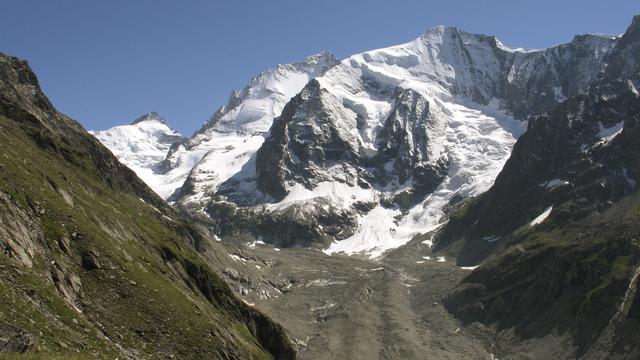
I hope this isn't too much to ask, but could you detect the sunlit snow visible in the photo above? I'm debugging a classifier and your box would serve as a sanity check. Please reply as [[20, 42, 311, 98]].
[[319, 27, 527, 257], [529, 206, 553, 227], [90, 114, 184, 199], [597, 121, 624, 144]]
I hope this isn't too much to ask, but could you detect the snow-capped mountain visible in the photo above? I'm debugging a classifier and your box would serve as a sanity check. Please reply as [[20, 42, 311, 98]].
[[196, 26, 617, 257], [91, 53, 338, 201], [206, 51, 339, 134], [155, 52, 338, 202], [93, 25, 621, 257], [89, 112, 184, 198]]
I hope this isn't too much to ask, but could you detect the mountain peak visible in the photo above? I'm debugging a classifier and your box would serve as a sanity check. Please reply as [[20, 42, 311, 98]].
[[131, 111, 166, 125], [302, 51, 337, 64], [421, 25, 462, 37], [418, 25, 503, 50], [194, 51, 340, 137], [290, 51, 340, 74]]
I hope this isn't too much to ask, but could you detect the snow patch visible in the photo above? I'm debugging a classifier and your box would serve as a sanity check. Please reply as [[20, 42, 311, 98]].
[[248, 240, 266, 249], [596, 121, 624, 145], [460, 265, 479, 270], [421, 235, 435, 247], [271, 181, 376, 211], [541, 178, 570, 189], [529, 206, 553, 227], [325, 206, 405, 258]]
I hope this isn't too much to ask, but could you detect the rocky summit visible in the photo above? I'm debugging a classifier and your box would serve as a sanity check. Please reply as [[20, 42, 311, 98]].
[[1, 13, 639, 360]]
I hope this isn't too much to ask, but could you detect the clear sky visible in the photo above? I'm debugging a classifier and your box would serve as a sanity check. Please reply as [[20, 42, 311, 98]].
[[1, 1, 639, 134]]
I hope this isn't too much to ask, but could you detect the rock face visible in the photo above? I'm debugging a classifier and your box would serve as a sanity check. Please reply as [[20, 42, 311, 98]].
[[0, 191, 42, 268], [0, 53, 295, 359], [436, 16, 640, 260], [435, 16, 640, 359]]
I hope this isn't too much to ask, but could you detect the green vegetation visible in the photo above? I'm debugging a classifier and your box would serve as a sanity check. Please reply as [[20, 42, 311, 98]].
[[0, 111, 292, 358]]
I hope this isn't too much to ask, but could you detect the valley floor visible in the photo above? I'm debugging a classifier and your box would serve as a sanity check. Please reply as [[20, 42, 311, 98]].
[[214, 235, 498, 360]]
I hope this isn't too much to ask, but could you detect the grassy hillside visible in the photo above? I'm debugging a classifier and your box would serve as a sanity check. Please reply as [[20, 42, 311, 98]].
[[0, 54, 294, 359]]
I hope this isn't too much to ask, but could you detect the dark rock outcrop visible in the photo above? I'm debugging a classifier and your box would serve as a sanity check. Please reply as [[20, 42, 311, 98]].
[[437, 16, 640, 359]]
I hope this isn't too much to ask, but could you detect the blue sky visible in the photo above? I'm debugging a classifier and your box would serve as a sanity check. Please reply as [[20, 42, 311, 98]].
[[1, 1, 639, 134]]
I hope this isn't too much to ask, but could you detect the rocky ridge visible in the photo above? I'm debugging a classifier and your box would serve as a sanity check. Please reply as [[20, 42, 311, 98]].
[[435, 15, 640, 359]]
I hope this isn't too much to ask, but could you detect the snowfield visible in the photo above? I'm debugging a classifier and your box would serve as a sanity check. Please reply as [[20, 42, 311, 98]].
[[89, 113, 185, 199], [315, 27, 527, 256]]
